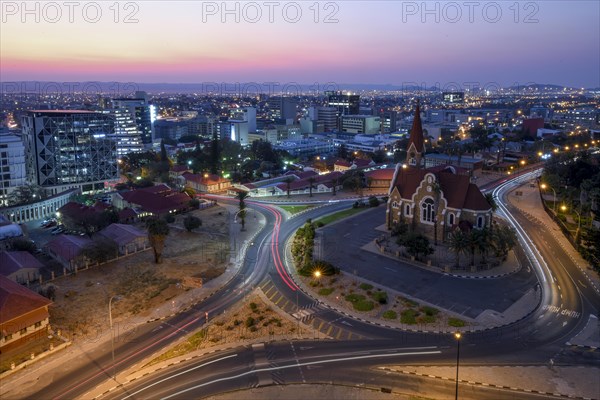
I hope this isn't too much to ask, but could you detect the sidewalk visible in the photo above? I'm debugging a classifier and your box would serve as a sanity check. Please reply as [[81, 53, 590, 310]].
[[0, 204, 266, 400]]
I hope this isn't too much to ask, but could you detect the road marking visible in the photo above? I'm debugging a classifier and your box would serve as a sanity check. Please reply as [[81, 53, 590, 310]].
[[281, 299, 289, 309], [317, 320, 325, 331], [336, 328, 343, 340], [263, 286, 275, 297], [268, 290, 279, 301], [160, 351, 443, 400], [578, 280, 587, 288], [341, 320, 353, 327], [120, 354, 238, 400], [326, 325, 333, 336]]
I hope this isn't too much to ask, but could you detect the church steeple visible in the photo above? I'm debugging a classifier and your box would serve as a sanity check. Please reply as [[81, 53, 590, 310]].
[[406, 100, 425, 168]]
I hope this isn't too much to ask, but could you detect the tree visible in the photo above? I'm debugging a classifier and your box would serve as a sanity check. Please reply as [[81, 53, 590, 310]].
[[183, 215, 202, 232], [283, 177, 294, 198], [485, 193, 498, 231], [210, 134, 220, 175], [402, 233, 434, 261], [82, 237, 119, 264], [448, 230, 469, 267], [308, 176, 317, 197], [492, 225, 517, 258], [466, 230, 483, 266], [236, 191, 249, 231], [146, 218, 170, 264], [160, 139, 169, 162], [337, 143, 348, 160], [368, 196, 380, 207], [10, 238, 36, 253], [7, 184, 46, 206]]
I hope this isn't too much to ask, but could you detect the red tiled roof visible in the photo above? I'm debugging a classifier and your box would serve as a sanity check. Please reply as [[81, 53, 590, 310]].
[[118, 208, 137, 221], [408, 102, 425, 153], [98, 224, 145, 246], [334, 159, 351, 167], [45, 235, 92, 262], [183, 172, 230, 185], [283, 171, 343, 191], [365, 168, 395, 180], [0, 251, 44, 277], [0, 275, 51, 326], [352, 158, 374, 168], [171, 165, 191, 173]]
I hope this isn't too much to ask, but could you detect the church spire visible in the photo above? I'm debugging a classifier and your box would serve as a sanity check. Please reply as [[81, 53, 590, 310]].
[[406, 100, 425, 168]]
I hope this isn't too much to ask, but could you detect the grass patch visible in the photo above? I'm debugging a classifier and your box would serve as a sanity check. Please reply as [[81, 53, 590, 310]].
[[345, 293, 366, 303], [416, 314, 436, 324], [353, 300, 375, 311], [400, 309, 419, 324], [448, 318, 466, 327], [313, 207, 368, 226], [382, 310, 397, 320], [148, 328, 208, 365], [279, 205, 314, 214], [359, 283, 373, 290], [318, 287, 334, 296]]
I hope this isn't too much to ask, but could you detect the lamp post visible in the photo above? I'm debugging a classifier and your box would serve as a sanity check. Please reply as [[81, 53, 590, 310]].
[[296, 289, 299, 336], [454, 332, 462, 400], [540, 183, 557, 212]]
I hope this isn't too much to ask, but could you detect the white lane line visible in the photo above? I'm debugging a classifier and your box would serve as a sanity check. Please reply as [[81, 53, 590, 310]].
[[161, 351, 442, 400], [118, 354, 238, 400]]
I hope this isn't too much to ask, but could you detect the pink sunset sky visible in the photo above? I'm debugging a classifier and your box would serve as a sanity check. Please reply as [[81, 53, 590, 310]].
[[1, 1, 598, 87]]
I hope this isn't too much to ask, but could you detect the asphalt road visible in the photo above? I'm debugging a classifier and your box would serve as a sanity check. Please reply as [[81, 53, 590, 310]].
[[16, 171, 600, 400]]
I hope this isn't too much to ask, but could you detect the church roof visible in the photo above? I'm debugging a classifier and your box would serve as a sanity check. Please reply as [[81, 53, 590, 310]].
[[408, 102, 425, 153], [391, 167, 491, 211]]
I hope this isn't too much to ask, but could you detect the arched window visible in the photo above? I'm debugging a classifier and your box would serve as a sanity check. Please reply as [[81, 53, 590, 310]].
[[477, 215, 484, 228], [421, 198, 435, 223], [448, 213, 455, 226], [405, 204, 411, 216], [392, 201, 398, 208]]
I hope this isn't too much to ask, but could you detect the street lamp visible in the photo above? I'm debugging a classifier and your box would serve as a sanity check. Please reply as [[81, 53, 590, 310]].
[[454, 332, 462, 400], [540, 183, 557, 212]]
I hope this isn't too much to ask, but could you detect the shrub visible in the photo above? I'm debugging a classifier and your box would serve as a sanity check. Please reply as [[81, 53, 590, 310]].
[[368, 196, 379, 207], [353, 300, 375, 311], [245, 316, 255, 328], [371, 291, 388, 304], [382, 310, 397, 320], [448, 318, 466, 327], [398, 296, 419, 308], [164, 214, 176, 223], [183, 215, 202, 232], [400, 309, 419, 324], [359, 283, 373, 291], [416, 314, 436, 324], [315, 221, 325, 228], [318, 288, 334, 296], [420, 306, 439, 316], [249, 302, 258, 311], [345, 293, 366, 303]]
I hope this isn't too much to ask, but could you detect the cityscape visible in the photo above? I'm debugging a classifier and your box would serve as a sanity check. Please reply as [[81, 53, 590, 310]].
[[0, 1, 599, 399]]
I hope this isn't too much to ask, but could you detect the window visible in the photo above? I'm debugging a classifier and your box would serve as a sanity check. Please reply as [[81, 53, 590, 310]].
[[34, 321, 42, 328], [392, 201, 399, 208], [5, 334, 12, 341], [448, 213, 455, 226], [477, 216, 484, 228], [20, 328, 27, 335], [421, 198, 435, 223], [405, 204, 411, 216]]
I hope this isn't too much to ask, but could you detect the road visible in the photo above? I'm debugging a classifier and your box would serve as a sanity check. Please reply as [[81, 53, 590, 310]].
[[18, 171, 600, 399]]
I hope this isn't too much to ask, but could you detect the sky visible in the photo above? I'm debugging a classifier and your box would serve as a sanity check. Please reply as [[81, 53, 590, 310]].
[[1, 1, 599, 88]]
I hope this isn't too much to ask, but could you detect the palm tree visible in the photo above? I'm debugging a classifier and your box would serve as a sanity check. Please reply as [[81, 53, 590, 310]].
[[448, 230, 469, 267], [466, 229, 483, 266], [331, 177, 339, 196], [236, 191, 249, 231], [475, 228, 491, 264], [146, 218, 170, 264], [485, 192, 498, 232], [284, 177, 294, 198], [308, 176, 316, 197]]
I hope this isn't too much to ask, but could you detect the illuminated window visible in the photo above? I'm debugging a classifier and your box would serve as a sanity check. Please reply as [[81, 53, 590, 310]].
[[421, 198, 434, 223]]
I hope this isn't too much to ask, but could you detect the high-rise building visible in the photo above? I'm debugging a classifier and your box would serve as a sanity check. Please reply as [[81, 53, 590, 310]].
[[326, 91, 360, 115], [379, 110, 398, 133], [269, 96, 298, 121], [22, 110, 118, 195], [309, 106, 337, 132], [111, 92, 155, 144], [230, 107, 257, 132], [226, 120, 249, 146], [0, 132, 27, 206], [188, 115, 216, 138], [106, 108, 144, 156]]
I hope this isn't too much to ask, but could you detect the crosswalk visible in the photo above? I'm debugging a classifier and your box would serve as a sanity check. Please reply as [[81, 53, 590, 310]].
[[260, 280, 364, 341]]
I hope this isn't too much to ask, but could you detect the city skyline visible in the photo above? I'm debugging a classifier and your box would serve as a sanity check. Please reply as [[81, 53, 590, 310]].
[[1, 1, 598, 88]]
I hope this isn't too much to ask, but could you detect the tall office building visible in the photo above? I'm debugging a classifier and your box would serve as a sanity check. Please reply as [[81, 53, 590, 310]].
[[0, 132, 27, 206], [22, 110, 118, 195], [340, 115, 381, 134], [269, 96, 298, 121], [379, 110, 398, 133], [326, 91, 360, 116], [230, 107, 257, 132], [106, 108, 144, 156], [111, 92, 155, 144], [310, 106, 337, 132]]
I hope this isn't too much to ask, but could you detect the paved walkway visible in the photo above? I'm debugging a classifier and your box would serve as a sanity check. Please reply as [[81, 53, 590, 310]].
[[0, 204, 266, 399]]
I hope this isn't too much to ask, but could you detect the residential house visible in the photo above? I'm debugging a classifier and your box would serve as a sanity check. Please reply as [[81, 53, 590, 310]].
[[98, 223, 149, 255], [0, 251, 44, 284], [182, 173, 232, 194]]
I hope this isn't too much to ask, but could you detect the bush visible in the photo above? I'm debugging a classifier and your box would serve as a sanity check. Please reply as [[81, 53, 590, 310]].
[[400, 309, 419, 324], [245, 316, 255, 328], [315, 221, 325, 228], [398, 296, 419, 308], [417, 314, 436, 324], [345, 293, 366, 303], [189, 198, 200, 208], [359, 283, 373, 291], [420, 306, 439, 316], [249, 302, 258, 311], [318, 287, 334, 296], [382, 310, 397, 320], [368, 196, 379, 207], [371, 291, 388, 304], [164, 214, 176, 223], [448, 318, 466, 327], [353, 300, 375, 311], [183, 215, 202, 232]]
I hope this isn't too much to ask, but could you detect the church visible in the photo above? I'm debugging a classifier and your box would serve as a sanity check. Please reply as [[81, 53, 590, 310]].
[[386, 102, 492, 241]]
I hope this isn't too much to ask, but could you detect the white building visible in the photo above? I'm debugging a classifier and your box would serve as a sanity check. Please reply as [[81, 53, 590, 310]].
[[340, 115, 381, 134], [227, 120, 249, 146], [0, 133, 27, 206], [231, 107, 257, 132]]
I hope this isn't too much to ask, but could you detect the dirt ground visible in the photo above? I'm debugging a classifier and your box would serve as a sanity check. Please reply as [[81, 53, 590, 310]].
[[46, 206, 230, 339]]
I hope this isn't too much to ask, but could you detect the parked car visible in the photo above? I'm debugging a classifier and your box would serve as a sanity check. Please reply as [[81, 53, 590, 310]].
[[44, 220, 57, 228]]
